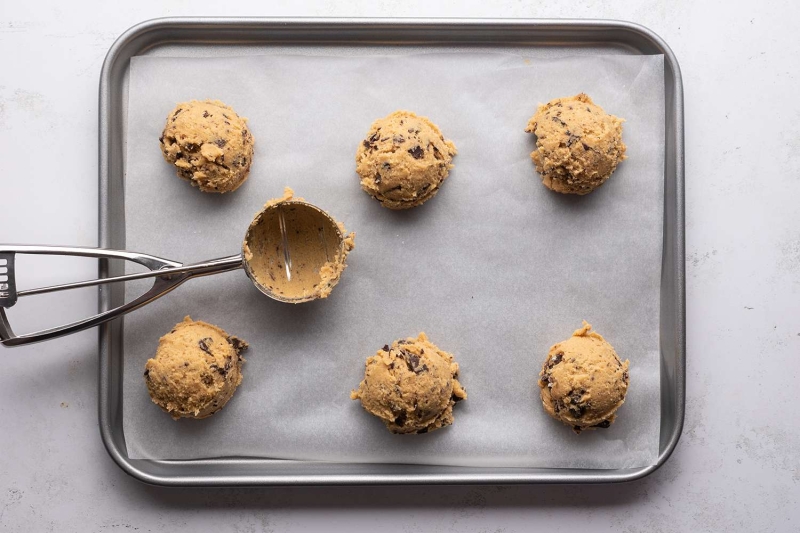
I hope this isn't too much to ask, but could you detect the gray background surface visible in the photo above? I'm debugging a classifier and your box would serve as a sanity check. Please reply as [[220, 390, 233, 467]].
[[0, 0, 798, 531]]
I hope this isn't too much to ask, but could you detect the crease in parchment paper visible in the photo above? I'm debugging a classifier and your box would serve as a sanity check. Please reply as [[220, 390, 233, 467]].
[[122, 52, 664, 469]]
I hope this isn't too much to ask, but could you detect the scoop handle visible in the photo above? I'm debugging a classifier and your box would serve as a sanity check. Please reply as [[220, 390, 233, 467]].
[[0, 245, 242, 347]]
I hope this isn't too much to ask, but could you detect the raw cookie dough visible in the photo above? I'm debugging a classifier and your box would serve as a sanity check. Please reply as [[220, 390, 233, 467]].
[[144, 316, 248, 420], [351, 333, 467, 434], [525, 93, 626, 195], [538, 321, 629, 433], [355, 110, 457, 209], [243, 187, 356, 302], [159, 99, 255, 193]]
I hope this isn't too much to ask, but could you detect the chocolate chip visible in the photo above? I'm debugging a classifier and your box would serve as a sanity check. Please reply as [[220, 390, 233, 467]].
[[394, 411, 407, 427], [547, 353, 563, 369], [228, 336, 248, 354], [393, 135, 405, 144], [185, 142, 200, 152], [569, 405, 586, 417], [198, 337, 213, 355], [382, 345, 390, 352], [214, 138, 227, 148], [452, 394, 464, 403], [143, 369, 150, 378], [158, 135, 164, 144], [582, 142, 591, 151], [222, 114, 230, 120], [407, 146, 424, 159], [573, 425, 583, 433], [416, 427, 429, 434], [622, 371, 629, 383], [399, 350, 428, 374], [594, 420, 611, 429], [184, 362, 189, 367], [568, 390, 586, 417], [362, 139, 371, 149], [374, 174, 382, 185], [203, 111, 210, 118], [369, 132, 380, 143], [566, 133, 580, 147], [397, 340, 409, 345]]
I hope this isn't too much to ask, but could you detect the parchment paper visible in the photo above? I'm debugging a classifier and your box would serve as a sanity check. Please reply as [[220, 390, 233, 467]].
[[122, 52, 664, 468]]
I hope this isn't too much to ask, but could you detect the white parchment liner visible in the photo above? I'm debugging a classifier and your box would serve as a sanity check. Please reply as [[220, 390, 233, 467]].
[[122, 52, 664, 468]]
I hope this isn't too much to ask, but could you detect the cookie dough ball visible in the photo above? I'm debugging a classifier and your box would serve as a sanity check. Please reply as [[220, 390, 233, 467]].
[[538, 321, 629, 433], [144, 316, 248, 420], [351, 333, 467, 434], [356, 110, 457, 209], [160, 99, 255, 193], [525, 93, 626, 195]]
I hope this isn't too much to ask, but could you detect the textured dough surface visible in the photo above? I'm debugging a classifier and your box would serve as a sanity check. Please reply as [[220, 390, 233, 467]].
[[351, 333, 467, 434], [355, 110, 457, 209], [144, 316, 248, 420], [160, 99, 255, 193], [525, 93, 626, 195], [538, 321, 629, 433], [243, 187, 355, 301]]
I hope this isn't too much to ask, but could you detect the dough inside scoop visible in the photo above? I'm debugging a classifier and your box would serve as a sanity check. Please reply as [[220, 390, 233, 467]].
[[242, 188, 355, 302]]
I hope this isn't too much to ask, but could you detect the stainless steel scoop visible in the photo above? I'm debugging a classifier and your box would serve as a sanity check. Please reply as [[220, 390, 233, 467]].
[[0, 200, 345, 347]]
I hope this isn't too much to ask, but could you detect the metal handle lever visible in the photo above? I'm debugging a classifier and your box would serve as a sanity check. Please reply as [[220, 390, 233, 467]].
[[0, 245, 243, 347]]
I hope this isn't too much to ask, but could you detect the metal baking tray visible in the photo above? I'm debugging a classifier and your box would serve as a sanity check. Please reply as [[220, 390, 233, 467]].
[[98, 17, 684, 486]]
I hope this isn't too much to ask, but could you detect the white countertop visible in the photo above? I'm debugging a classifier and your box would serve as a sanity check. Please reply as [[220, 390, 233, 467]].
[[1, 1, 798, 531]]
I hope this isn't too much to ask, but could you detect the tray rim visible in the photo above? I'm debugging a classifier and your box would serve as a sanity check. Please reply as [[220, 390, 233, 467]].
[[98, 16, 685, 486]]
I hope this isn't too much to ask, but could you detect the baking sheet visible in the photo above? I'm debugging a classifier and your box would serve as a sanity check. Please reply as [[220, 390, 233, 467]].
[[122, 51, 664, 469]]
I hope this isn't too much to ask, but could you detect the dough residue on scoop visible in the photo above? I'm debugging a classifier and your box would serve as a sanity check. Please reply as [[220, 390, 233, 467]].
[[538, 321, 629, 433], [159, 99, 254, 193], [243, 187, 355, 301], [144, 316, 248, 420], [525, 93, 626, 195], [351, 333, 467, 434], [356, 110, 457, 209]]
